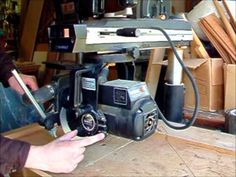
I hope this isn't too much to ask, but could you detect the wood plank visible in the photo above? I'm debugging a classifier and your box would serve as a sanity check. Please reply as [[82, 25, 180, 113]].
[[11, 168, 50, 177], [35, 43, 49, 51], [200, 14, 236, 62], [19, 0, 44, 61], [157, 121, 235, 156], [222, 0, 236, 32], [43, 52, 60, 85], [4, 121, 235, 177], [19, 0, 29, 38], [184, 109, 225, 130], [3, 123, 44, 139], [64, 133, 194, 177], [199, 20, 231, 64], [145, 48, 165, 98], [181, 13, 210, 59], [192, 31, 210, 59], [213, 0, 236, 47], [167, 139, 235, 177]]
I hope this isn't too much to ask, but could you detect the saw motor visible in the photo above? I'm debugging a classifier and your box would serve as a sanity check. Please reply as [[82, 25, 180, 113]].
[[22, 62, 158, 141]]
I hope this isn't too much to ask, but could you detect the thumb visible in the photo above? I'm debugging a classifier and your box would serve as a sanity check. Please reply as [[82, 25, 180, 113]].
[[57, 130, 78, 141]]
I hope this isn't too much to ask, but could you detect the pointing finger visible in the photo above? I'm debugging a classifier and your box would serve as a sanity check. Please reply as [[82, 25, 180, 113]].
[[57, 130, 78, 142], [77, 133, 105, 147]]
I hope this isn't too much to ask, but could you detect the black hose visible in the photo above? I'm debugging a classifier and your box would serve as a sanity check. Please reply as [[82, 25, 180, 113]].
[[152, 26, 199, 130]]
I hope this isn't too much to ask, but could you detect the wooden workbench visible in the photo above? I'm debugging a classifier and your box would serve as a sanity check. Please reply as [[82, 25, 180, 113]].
[[4, 121, 235, 177]]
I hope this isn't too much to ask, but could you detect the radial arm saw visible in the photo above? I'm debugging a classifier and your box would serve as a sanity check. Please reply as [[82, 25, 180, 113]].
[[13, 0, 199, 140]]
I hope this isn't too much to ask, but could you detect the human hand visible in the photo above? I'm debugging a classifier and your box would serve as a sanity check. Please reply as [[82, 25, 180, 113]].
[[8, 74, 38, 94], [25, 130, 105, 173]]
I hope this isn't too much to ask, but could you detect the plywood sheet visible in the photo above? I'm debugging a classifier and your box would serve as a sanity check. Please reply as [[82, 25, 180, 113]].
[[5, 122, 236, 177]]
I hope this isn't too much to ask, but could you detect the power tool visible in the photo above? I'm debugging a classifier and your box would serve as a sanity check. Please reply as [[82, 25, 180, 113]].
[[13, 0, 199, 140]]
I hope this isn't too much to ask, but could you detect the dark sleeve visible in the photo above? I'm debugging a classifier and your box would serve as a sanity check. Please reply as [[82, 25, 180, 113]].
[[0, 48, 16, 86], [0, 135, 30, 175]]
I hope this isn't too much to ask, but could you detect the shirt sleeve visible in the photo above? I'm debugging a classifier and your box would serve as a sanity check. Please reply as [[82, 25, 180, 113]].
[[0, 135, 30, 175], [0, 48, 17, 86]]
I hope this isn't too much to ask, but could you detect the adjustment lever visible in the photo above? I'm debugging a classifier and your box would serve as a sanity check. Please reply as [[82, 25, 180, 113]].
[[11, 69, 57, 137], [11, 69, 47, 119]]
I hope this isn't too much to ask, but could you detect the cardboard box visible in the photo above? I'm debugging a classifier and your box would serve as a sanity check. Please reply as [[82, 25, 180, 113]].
[[224, 64, 236, 110], [183, 58, 224, 111]]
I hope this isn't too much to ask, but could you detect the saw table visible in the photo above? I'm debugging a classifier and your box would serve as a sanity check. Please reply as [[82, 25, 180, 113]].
[[4, 121, 235, 177]]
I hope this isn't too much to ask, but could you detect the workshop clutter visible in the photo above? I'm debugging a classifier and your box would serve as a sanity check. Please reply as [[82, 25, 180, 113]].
[[184, 0, 236, 111], [157, 58, 225, 112], [183, 58, 224, 112]]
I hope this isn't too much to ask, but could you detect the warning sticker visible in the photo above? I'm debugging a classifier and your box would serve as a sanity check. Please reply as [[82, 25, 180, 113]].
[[82, 77, 96, 91]]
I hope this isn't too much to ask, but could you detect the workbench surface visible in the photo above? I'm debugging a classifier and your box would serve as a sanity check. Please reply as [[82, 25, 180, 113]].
[[5, 121, 235, 177]]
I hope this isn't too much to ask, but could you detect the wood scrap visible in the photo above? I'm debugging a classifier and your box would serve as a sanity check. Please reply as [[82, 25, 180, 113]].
[[199, 13, 236, 64], [222, 0, 236, 32], [191, 31, 210, 59], [213, 0, 236, 47], [180, 13, 210, 59], [145, 48, 166, 98], [199, 20, 231, 64], [201, 13, 236, 61]]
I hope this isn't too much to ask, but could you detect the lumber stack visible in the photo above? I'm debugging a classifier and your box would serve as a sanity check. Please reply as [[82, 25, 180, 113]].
[[182, 0, 236, 111], [198, 0, 236, 64]]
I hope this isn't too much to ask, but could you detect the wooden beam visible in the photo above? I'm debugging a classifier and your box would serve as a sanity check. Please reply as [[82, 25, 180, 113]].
[[222, 0, 236, 32], [145, 48, 166, 98], [202, 14, 235, 59], [158, 121, 235, 156], [19, 0, 45, 61], [213, 0, 236, 47], [181, 13, 210, 59], [184, 109, 225, 130]]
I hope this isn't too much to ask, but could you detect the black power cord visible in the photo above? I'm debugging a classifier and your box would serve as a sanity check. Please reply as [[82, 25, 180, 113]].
[[152, 27, 199, 130], [116, 26, 199, 129]]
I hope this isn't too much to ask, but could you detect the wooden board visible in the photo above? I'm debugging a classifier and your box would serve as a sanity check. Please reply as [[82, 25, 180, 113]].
[[19, 0, 44, 61], [200, 14, 236, 63], [199, 13, 236, 64], [180, 13, 210, 59], [213, 0, 236, 47], [145, 48, 166, 98], [222, 0, 236, 32], [5, 121, 235, 177], [199, 20, 231, 64]]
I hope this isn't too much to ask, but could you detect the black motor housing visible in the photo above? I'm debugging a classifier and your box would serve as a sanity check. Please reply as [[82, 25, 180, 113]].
[[98, 79, 158, 140], [24, 63, 158, 141]]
